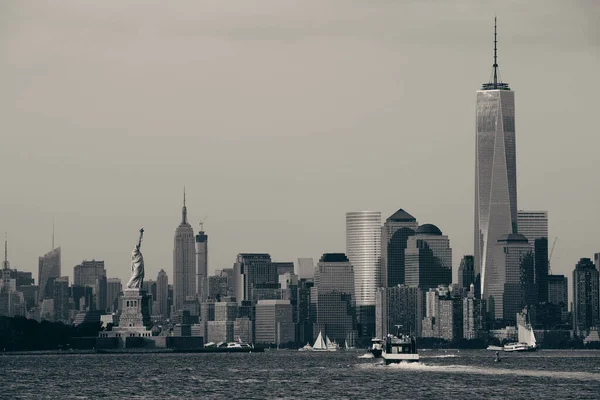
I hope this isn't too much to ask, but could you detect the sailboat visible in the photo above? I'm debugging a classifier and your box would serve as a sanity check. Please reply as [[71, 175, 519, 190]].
[[503, 324, 538, 352], [325, 335, 338, 351], [312, 331, 329, 352]]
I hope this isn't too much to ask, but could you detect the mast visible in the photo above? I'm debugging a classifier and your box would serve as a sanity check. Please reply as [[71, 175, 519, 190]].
[[493, 16, 498, 88]]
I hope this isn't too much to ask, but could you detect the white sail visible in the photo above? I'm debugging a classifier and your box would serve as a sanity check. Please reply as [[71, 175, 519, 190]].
[[529, 328, 537, 347], [313, 331, 326, 350], [325, 336, 332, 347], [518, 324, 529, 343], [345, 340, 349, 350]]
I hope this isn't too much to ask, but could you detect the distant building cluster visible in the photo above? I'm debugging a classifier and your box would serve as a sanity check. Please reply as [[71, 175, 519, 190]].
[[2, 26, 599, 348]]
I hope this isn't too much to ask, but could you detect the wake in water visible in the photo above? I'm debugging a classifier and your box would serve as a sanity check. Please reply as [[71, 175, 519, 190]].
[[358, 353, 374, 359], [422, 354, 457, 359], [358, 361, 600, 382]]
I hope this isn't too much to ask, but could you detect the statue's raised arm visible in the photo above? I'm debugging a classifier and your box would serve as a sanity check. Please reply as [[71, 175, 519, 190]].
[[126, 228, 145, 289]]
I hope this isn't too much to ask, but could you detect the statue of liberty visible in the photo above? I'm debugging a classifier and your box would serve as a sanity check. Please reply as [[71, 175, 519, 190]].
[[126, 228, 144, 289]]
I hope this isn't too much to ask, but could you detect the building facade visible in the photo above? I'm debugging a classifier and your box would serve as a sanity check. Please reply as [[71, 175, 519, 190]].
[[196, 229, 208, 303], [232, 253, 275, 303], [346, 211, 381, 338], [255, 299, 295, 345], [375, 285, 419, 339], [156, 269, 169, 318], [381, 209, 418, 288], [572, 258, 599, 334], [38, 247, 61, 300], [173, 191, 196, 311], [475, 22, 518, 303]]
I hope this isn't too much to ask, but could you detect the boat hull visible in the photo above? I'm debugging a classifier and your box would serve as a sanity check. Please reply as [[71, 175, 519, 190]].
[[370, 349, 382, 358], [382, 354, 420, 365]]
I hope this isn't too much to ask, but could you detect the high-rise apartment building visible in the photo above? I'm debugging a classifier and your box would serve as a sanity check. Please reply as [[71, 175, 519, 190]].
[[196, 228, 208, 303], [156, 269, 169, 318], [475, 20, 518, 302], [38, 247, 61, 300], [381, 209, 418, 288], [463, 285, 487, 340], [346, 211, 381, 339], [572, 258, 599, 334], [173, 190, 196, 311]]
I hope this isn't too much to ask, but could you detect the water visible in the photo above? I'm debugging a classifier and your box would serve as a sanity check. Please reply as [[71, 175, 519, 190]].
[[1, 350, 600, 399]]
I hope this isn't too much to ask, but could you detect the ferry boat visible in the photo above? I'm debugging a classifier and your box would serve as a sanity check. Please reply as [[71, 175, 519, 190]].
[[381, 333, 419, 365], [503, 324, 538, 352], [370, 338, 383, 358]]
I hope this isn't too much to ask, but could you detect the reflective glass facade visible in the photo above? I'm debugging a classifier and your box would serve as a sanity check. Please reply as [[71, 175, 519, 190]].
[[346, 211, 381, 307], [475, 89, 518, 302]]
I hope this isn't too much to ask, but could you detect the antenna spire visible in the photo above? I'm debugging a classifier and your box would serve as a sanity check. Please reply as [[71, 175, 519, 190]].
[[493, 16, 498, 87], [3, 232, 8, 270], [182, 186, 188, 224]]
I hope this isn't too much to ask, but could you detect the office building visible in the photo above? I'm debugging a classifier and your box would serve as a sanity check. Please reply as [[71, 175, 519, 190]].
[[173, 190, 196, 311], [475, 20, 518, 302], [572, 258, 599, 334], [517, 211, 548, 242], [381, 209, 418, 287], [255, 299, 294, 345], [463, 284, 487, 339], [196, 228, 208, 303], [421, 285, 462, 341], [458, 256, 475, 290], [273, 262, 294, 276], [489, 234, 533, 322], [156, 270, 169, 318], [296, 258, 315, 280], [106, 278, 122, 312], [346, 211, 381, 338], [312, 253, 355, 344], [74, 260, 106, 287], [38, 247, 61, 300], [232, 253, 275, 303], [547, 274, 568, 324], [405, 224, 452, 290], [53, 276, 70, 323], [375, 285, 419, 339]]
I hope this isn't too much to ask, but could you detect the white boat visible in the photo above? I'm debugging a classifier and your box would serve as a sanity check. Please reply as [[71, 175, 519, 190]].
[[370, 338, 383, 358], [486, 345, 503, 351], [312, 331, 329, 352], [325, 335, 338, 351], [381, 333, 419, 364], [503, 324, 538, 352], [298, 342, 313, 351], [344, 340, 355, 350]]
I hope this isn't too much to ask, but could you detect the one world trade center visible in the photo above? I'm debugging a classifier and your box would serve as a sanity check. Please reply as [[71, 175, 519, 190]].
[[474, 18, 518, 310]]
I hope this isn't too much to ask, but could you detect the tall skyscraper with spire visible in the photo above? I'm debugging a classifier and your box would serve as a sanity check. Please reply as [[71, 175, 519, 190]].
[[173, 188, 196, 311], [474, 18, 518, 306], [196, 224, 208, 303], [38, 224, 61, 301]]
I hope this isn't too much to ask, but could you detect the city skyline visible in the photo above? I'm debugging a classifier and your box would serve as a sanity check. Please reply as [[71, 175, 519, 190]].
[[1, 1, 599, 292]]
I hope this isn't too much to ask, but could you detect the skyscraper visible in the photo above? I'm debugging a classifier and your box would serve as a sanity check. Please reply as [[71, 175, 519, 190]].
[[232, 253, 275, 303], [475, 19, 518, 302], [106, 278, 122, 312], [38, 247, 61, 300], [196, 227, 208, 303], [404, 224, 452, 290], [489, 234, 532, 322], [296, 258, 315, 280], [376, 285, 419, 339], [517, 211, 548, 241], [73, 260, 106, 310], [458, 256, 475, 290], [156, 269, 169, 318], [518, 210, 549, 304], [313, 253, 355, 344], [572, 258, 599, 334], [346, 211, 381, 338], [53, 276, 70, 323], [381, 209, 418, 288], [173, 190, 196, 311]]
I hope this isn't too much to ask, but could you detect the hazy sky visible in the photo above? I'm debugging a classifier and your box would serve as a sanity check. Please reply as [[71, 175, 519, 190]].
[[1, 1, 599, 287]]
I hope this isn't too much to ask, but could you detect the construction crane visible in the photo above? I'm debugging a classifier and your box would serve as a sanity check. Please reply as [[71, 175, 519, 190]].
[[548, 237, 558, 275], [199, 216, 207, 232]]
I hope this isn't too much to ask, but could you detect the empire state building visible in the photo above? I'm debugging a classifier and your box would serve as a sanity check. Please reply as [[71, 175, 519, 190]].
[[474, 18, 518, 311], [173, 189, 196, 311]]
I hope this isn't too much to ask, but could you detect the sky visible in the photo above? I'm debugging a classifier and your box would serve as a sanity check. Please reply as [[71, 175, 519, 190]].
[[1, 0, 599, 288]]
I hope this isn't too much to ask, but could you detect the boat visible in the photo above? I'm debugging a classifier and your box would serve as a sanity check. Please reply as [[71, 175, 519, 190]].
[[325, 335, 339, 351], [343, 340, 355, 350], [298, 342, 313, 351], [486, 345, 503, 351], [503, 324, 538, 352], [381, 333, 419, 365], [370, 338, 383, 358]]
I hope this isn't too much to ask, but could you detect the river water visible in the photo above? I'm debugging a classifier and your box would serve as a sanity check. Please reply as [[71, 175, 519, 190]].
[[1, 349, 599, 399]]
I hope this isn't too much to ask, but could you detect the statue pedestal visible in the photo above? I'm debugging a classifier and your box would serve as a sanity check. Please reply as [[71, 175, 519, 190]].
[[98, 288, 153, 348]]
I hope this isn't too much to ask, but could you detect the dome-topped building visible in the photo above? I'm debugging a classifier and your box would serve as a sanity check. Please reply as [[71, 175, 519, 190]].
[[415, 224, 443, 236]]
